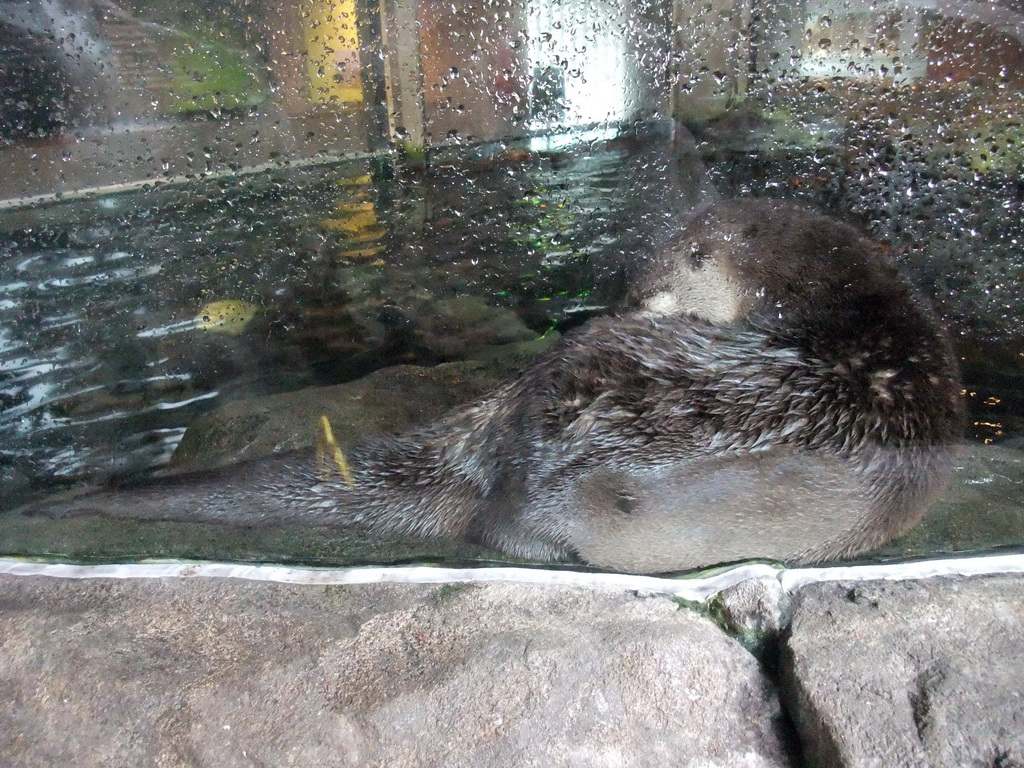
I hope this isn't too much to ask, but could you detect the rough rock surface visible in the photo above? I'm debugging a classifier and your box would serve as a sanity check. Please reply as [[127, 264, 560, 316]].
[[781, 574, 1024, 768], [0, 576, 792, 768], [710, 574, 789, 656]]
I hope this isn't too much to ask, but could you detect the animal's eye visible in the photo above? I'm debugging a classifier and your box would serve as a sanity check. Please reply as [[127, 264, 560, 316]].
[[688, 244, 709, 267]]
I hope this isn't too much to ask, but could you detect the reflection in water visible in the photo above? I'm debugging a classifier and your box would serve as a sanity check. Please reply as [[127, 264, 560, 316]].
[[0, 147, 645, 504]]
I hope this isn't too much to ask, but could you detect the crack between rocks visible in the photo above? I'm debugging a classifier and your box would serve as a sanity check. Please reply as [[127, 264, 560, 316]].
[[755, 632, 810, 768], [908, 667, 936, 744]]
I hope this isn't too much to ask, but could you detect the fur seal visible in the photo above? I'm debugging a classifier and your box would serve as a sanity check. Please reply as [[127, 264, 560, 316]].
[[24, 199, 965, 573]]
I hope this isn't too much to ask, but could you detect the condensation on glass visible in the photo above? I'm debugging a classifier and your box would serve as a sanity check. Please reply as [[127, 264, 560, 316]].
[[0, 0, 1021, 567]]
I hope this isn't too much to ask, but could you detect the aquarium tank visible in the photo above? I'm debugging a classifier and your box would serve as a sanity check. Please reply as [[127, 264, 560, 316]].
[[0, 0, 1022, 568]]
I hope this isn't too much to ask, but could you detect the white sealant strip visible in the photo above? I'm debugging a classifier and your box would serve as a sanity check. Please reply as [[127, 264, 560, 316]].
[[778, 553, 1024, 591], [1, 554, 1023, 602]]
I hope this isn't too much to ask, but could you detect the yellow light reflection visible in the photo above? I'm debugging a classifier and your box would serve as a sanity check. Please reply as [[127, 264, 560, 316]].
[[303, 0, 363, 105]]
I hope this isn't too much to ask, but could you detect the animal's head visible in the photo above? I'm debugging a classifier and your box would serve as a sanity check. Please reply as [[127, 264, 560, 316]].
[[629, 199, 899, 327]]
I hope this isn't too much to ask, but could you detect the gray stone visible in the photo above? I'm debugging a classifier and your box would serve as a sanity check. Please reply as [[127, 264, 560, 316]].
[[710, 574, 789, 654], [781, 575, 1024, 768], [410, 295, 541, 358], [0, 576, 792, 768]]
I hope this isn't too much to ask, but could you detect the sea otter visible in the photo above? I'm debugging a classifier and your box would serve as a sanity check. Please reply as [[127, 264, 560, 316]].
[[25, 199, 965, 573]]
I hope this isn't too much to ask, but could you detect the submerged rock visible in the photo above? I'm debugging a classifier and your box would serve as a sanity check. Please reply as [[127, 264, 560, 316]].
[[170, 334, 558, 473]]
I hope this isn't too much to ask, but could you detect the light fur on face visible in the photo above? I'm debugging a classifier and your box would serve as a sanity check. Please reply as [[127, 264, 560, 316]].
[[639, 256, 746, 324]]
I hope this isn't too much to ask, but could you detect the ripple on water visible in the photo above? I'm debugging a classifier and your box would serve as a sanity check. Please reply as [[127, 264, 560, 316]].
[[0, 152, 644, 496]]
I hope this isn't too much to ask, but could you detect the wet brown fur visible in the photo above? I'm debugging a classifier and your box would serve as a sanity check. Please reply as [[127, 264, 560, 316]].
[[26, 200, 965, 573]]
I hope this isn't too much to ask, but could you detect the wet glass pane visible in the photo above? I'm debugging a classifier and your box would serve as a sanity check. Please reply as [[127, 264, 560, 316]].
[[0, 0, 1021, 572]]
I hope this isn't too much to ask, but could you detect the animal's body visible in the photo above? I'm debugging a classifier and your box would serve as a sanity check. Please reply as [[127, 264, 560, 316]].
[[27, 200, 965, 573]]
